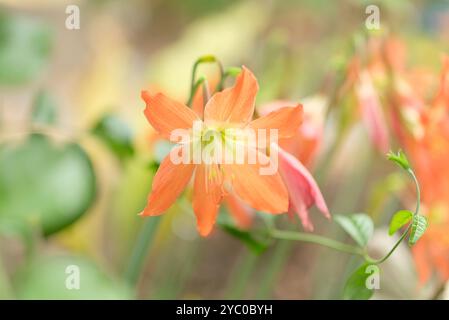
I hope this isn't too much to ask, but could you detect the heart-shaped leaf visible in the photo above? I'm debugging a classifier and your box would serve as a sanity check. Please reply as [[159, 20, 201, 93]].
[[409, 214, 428, 245], [217, 210, 269, 254], [389, 210, 413, 235], [92, 114, 134, 160], [335, 213, 374, 247], [0, 134, 96, 236], [343, 263, 380, 300], [219, 222, 270, 255]]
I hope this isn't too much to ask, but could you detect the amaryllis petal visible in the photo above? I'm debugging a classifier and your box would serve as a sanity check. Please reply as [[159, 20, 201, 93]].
[[204, 66, 258, 125], [224, 150, 288, 214], [192, 164, 223, 236], [273, 144, 330, 231], [248, 104, 303, 138], [142, 91, 200, 139], [355, 71, 389, 153], [140, 146, 195, 216], [224, 194, 254, 229], [258, 97, 327, 167]]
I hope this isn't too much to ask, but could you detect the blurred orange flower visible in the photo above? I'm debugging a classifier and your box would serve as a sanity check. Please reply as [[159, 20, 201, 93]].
[[340, 38, 390, 153], [391, 55, 449, 283]]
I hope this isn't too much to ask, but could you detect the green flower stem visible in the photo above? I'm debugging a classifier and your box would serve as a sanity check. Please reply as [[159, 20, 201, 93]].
[[269, 229, 365, 256], [186, 76, 206, 107], [217, 67, 242, 91], [124, 217, 161, 285], [364, 168, 421, 265], [187, 55, 223, 106], [225, 249, 259, 299], [408, 168, 420, 217], [255, 239, 293, 299], [364, 224, 412, 264]]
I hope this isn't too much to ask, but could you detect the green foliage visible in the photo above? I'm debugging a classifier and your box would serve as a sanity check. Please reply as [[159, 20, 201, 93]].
[[32, 90, 57, 126], [0, 134, 96, 236], [220, 223, 269, 255], [335, 213, 374, 247], [343, 263, 378, 300], [0, 12, 52, 85], [92, 114, 134, 160], [387, 150, 410, 171], [409, 214, 428, 246], [218, 216, 270, 255], [389, 210, 413, 235], [14, 255, 132, 299]]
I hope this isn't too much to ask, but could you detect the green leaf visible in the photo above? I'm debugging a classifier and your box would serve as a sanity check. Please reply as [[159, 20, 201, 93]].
[[218, 221, 269, 255], [32, 90, 57, 125], [0, 134, 96, 236], [343, 263, 379, 300], [335, 213, 374, 247], [389, 210, 413, 235], [409, 214, 428, 245], [387, 150, 410, 170], [0, 12, 52, 85], [14, 255, 133, 299], [92, 114, 134, 160]]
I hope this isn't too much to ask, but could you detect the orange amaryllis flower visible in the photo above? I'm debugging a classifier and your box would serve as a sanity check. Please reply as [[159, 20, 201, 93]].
[[259, 98, 330, 230], [140, 66, 305, 236]]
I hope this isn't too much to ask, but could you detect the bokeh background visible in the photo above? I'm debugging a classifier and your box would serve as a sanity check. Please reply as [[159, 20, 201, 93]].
[[1, 0, 449, 299]]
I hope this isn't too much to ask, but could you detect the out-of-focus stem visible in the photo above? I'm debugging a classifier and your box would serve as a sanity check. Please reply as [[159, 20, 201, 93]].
[[187, 76, 206, 107], [225, 249, 259, 299], [408, 168, 420, 216], [255, 239, 293, 299], [269, 229, 365, 256], [187, 55, 223, 106], [124, 217, 161, 286]]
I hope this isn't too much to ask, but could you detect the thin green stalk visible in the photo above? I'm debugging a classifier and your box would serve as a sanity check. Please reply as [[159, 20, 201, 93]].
[[217, 67, 242, 91], [225, 249, 259, 299], [124, 217, 161, 285], [269, 229, 365, 256], [408, 168, 421, 216], [187, 55, 223, 106], [151, 240, 200, 299], [365, 224, 412, 264], [364, 168, 421, 265], [187, 76, 206, 107], [255, 239, 293, 299]]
